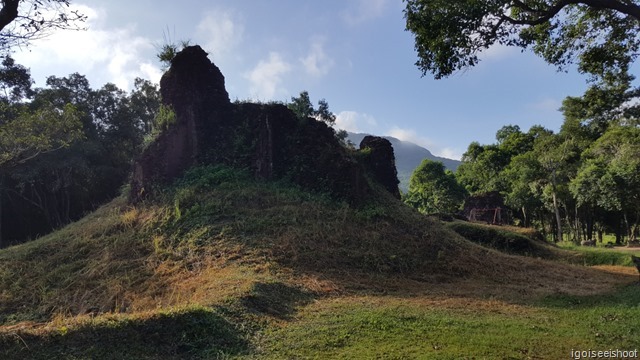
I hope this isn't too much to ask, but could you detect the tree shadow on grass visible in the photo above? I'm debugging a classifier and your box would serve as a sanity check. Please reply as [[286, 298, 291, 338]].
[[240, 281, 316, 320], [537, 283, 640, 309], [0, 307, 249, 360]]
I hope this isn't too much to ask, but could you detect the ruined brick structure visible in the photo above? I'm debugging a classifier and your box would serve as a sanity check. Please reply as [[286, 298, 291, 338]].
[[131, 46, 399, 204], [359, 136, 401, 199]]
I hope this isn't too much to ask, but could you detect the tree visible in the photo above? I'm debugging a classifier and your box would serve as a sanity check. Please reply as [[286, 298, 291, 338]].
[[0, 56, 32, 102], [288, 90, 337, 125], [573, 125, 640, 241], [288, 91, 314, 120], [405, 159, 467, 215], [455, 142, 510, 194], [502, 152, 545, 228], [1, 68, 153, 247], [0, 103, 82, 167], [0, 0, 86, 53], [288, 90, 350, 145], [403, 0, 640, 80], [130, 78, 161, 134], [0, 103, 82, 247]]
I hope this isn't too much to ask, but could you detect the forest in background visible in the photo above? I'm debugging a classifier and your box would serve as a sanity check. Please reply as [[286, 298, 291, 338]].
[[0, 57, 161, 246]]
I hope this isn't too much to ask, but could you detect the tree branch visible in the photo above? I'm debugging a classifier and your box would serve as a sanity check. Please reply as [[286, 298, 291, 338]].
[[0, 0, 20, 32], [504, 0, 640, 26], [587, 0, 640, 20]]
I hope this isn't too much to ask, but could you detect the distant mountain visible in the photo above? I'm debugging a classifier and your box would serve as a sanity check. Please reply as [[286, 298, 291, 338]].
[[348, 132, 461, 193]]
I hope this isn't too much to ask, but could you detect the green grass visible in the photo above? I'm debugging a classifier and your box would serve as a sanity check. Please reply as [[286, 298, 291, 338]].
[[255, 285, 640, 359], [447, 221, 639, 267], [558, 242, 636, 266], [445, 221, 555, 258]]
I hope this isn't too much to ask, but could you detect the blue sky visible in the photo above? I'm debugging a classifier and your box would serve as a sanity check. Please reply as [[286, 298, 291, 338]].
[[13, 0, 597, 159]]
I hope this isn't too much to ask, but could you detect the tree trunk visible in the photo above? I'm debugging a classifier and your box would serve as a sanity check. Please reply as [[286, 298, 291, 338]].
[[522, 206, 528, 228], [552, 191, 563, 242], [597, 228, 603, 243], [615, 219, 623, 245], [550, 169, 563, 242], [586, 209, 594, 242], [624, 212, 632, 241], [539, 212, 546, 240]]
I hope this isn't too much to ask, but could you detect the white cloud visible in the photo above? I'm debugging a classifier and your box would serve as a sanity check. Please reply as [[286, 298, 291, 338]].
[[387, 127, 429, 146], [439, 148, 464, 161], [529, 97, 562, 112], [387, 127, 462, 160], [479, 43, 519, 61], [342, 0, 388, 26], [300, 38, 334, 78], [197, 9, 243, 63], [13, 4, 162, 90], [244, 52, 291, 100], [335, 111, 377, 133]]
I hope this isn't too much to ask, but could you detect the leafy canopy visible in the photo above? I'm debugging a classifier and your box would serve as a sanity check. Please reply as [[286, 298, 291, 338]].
[[405, 159, 467, 215], [288, 90, 336, 126], [403, 0, 640, 80], [0, 103, 83, 168]]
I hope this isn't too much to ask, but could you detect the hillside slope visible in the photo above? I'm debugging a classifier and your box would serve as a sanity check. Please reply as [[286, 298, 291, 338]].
[[0, 166, 636, 358]]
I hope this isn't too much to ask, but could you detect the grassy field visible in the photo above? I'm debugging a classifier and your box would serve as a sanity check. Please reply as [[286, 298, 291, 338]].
[[1, 165, 638, 359], [256, 286, 640, 359]]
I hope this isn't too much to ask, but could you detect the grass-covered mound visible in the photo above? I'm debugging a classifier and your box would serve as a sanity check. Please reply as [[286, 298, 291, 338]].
[[1, 165, 638, 358], [445, 221, 556, 258], [446, 220, 639, 268]]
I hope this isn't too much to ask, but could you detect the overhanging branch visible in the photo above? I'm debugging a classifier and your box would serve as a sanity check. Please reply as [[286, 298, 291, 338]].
[[503, 0, 640, 26]]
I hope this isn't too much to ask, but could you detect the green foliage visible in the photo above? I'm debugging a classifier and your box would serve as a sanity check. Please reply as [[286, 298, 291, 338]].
[[154, 104, 176, 131], [0, 103, 83, 168], [142, 104, 175, 147], [1, 65, 156, 245], [456, 143, 509, 194], [287, 90, 350, 148], [176, 164, 251, 189], [0, 56, 33, 103], [571, 125, 640, 239], [156, 31, 191, 69], [130, 77, 161, 134], [315, 98, 336, 126], [404, 1, 640, 147], [405, 159, 466, 215], [403, 0, 640, 82], [287, 90, 314, 120], [288, 90, 336, 126]]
